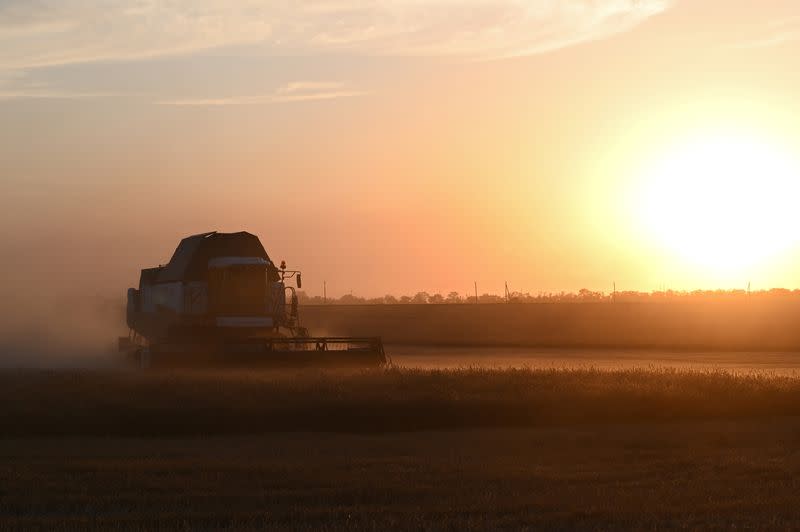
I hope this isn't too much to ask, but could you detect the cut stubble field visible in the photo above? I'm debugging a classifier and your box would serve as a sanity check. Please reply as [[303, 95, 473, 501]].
[[2, 366, 800, 528]]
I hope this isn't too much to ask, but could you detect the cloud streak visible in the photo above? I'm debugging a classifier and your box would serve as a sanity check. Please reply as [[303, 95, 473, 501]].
[[0, 70, 109, 100], [0, 1, 672, 71], [156, 82, 367, 106], [729, 17, 800, 50], [0, 1, 671, 102]]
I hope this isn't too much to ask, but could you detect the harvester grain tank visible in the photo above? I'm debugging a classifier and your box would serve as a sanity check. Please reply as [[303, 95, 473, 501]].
[[119, 231, 385, 367]]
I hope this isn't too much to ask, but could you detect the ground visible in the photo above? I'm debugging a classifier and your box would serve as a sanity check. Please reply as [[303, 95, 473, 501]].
[[2, 364, 800, 529], [2, 419, 800, 529]]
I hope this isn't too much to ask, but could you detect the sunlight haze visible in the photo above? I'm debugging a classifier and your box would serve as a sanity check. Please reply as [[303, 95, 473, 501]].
[[3, 0, 800, 298]]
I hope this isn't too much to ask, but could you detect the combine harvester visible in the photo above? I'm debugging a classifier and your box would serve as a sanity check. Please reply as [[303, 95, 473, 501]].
[[119, 231, 386, 368]]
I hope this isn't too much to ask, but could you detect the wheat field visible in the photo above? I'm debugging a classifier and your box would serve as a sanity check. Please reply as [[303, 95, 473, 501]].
[[1, 367, 800, 436], [2, 367, 800, 528]]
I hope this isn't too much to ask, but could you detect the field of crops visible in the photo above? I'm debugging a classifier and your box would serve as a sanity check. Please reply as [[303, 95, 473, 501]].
[[2, 419, 800, 529], [5, 307, 800, 528], [2, 367, 800, 436], [301, 301, 800, 351], [389, 345, 800, 374], [2, 367, 800, 528]]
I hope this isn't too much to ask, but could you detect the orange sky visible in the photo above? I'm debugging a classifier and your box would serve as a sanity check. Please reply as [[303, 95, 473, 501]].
[[2, 1, 800, 298]]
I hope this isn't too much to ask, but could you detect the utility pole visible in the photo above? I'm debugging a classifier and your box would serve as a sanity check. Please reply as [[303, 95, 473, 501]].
[[323, 281, 327, 304], [613, 281, 616, 303], [505, 281, 510, 303], [474, 281, 478, 304]]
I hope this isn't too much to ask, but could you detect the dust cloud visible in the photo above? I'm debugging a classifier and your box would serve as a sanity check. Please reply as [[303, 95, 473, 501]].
[[0, 292, 126, 368]]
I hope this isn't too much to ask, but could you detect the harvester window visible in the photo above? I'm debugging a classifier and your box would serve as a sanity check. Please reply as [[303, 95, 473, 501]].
[[208, 265, 267, 316]]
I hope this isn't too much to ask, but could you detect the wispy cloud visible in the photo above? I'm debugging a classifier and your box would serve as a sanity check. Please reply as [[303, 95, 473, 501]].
[[0, 1, 274, 70], [729, 16, 800, 50], [0, 70, 108, 100], [157, 82, 367, 106], [0, 1, 671, 102], [0, 1, 672, 70], [0, 87, 107, 101]]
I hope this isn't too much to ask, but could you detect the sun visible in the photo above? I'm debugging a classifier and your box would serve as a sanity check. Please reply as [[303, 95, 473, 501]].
[[636, 130, 800, 277]]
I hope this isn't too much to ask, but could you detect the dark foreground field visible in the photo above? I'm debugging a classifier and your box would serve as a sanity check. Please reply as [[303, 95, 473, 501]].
[[3, 420, 800, 530], [3, 368, 800, 529]]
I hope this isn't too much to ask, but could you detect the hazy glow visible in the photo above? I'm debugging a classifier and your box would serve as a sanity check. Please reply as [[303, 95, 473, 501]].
[[637, 132, 800, 276], [3, 2, 800, 296]]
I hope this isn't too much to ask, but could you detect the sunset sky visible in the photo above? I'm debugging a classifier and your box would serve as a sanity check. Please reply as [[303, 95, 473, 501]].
[[3, 1, 800, 298]]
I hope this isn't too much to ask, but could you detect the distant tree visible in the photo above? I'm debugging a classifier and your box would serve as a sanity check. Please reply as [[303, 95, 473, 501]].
[[296, 291, 325, 305], [768, 288, 791, 297], [578, 288, 604, 302], [338, 293, 365, 305], [411, 292, 430, 304], [508, 291, 530, 303], [446, 291, 462, 304], [429, 293, 445, 304], [296, 286, 800, 305]]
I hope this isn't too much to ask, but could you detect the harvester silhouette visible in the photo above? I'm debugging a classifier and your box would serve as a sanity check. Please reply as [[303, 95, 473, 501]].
[[119, 231, 386, 367]]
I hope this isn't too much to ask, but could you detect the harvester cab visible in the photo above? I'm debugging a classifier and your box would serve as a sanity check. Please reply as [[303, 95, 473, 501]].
[[119, 231, 385, 368]]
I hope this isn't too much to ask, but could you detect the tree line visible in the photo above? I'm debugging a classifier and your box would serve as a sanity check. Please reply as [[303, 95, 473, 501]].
[[297, 288, 800, 305]]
